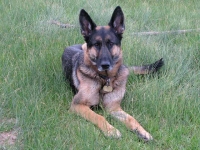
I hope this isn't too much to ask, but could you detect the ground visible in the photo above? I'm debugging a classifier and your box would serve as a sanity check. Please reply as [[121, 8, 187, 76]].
[[0, 119, 18, 147]]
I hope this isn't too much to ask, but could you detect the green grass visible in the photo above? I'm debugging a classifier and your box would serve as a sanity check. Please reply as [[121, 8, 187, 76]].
[[1, 0, 200, 149]]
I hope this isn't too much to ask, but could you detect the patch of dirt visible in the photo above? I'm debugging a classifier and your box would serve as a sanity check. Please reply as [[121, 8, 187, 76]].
[[0, 130, 17, 145], [0, 118, 18, 146]]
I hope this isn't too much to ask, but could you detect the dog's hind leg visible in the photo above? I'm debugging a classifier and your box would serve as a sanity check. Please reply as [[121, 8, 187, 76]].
[[70, 104, 121, 138]]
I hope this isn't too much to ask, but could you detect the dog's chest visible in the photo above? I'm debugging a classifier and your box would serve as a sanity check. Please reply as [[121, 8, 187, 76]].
[[76, 67, 117, 93]]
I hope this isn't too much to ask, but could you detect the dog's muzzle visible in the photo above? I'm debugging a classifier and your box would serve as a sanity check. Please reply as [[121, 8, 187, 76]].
[[98, 60, 113, 71]]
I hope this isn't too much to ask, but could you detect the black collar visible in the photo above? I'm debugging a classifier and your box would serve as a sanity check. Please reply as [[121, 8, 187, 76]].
[[98, 70, 110, 80], [99, 73, 109, 80], [98, 71, 111, 86]]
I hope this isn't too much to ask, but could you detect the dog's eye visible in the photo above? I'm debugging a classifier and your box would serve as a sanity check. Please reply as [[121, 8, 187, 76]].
[[94, 43, 101, 49], [107, 41, 114, 48]]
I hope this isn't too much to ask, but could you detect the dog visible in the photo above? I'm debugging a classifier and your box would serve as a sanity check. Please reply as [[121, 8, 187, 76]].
[[62, 6, 163, 141]]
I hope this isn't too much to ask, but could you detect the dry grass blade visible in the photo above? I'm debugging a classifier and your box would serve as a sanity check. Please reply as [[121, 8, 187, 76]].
[[50, 20, 75, 28]]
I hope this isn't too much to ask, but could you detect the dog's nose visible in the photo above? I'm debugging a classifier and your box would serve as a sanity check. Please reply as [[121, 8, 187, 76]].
[[101, 61, 111, 70], [102, 64, 110, 70]]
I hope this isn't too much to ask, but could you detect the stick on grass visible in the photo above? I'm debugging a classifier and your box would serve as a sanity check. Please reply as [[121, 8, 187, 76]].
[[132, 28, 200, 36]]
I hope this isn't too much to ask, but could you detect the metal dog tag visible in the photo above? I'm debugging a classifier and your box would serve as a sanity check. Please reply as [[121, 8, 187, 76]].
[[102, 78, 113, 93], [103, 85, 113, 92]]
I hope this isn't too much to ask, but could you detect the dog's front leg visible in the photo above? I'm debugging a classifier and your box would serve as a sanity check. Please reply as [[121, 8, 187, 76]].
[[110, 108, 153, 141], [103, 88, 153, 141], [70, 103, 121, 138]]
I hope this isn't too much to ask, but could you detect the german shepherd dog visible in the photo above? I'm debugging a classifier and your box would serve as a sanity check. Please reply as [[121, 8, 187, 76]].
[[62, 6, 163, 141]]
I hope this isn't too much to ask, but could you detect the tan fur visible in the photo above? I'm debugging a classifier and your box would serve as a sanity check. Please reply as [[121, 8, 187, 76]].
[[103, 25, 111, 30], [82, 43, 98, 67], [81, 43, 87, 51], [96, 26, 110, 30], [130, 66, 149, 75], [70, 104, 121, 137], [95, 35, 102, 41], [111, 45, 121, 57]]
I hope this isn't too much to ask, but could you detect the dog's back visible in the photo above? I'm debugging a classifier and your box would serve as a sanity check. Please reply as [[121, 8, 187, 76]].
[[62, 44, 83, 93]]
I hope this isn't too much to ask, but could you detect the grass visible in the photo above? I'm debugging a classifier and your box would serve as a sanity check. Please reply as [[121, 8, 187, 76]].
[[0, 0, 200, 149]]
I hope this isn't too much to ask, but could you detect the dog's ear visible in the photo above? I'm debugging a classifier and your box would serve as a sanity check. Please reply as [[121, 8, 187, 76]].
[[108, 6, 125, 34], [79, 9, 96, 38]]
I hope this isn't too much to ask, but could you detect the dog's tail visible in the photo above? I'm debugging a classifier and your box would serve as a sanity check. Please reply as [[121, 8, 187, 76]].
[[129, 58, 164, 75]]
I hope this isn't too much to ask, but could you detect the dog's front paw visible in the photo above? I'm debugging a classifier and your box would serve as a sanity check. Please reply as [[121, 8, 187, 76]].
[[140, 132, 153, 142], [104, 127, 122, 139], [134, 130, 153, 142]]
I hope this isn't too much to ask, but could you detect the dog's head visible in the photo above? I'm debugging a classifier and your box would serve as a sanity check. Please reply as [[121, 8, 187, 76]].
[[79, 6, 125, 72]]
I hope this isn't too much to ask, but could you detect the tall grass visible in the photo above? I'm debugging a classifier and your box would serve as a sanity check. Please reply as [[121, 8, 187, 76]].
[[0, 0, 200, 149]]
